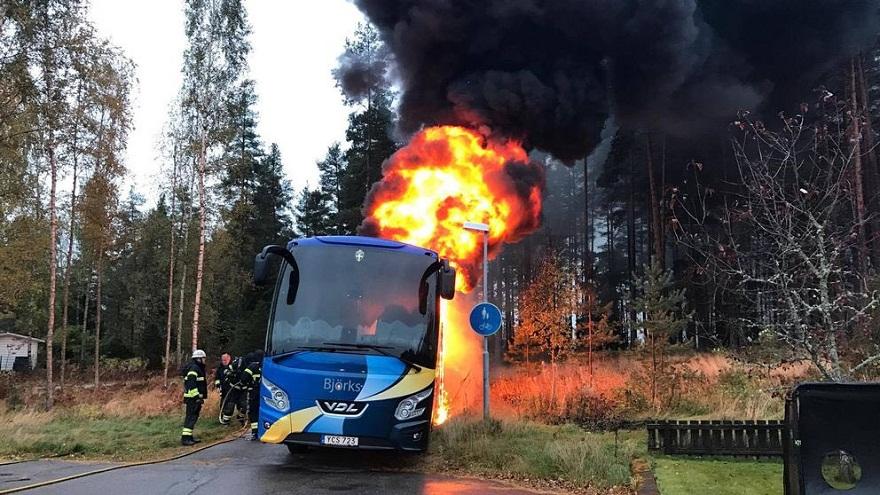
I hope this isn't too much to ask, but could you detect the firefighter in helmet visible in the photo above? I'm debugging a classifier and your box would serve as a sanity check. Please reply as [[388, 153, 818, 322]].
[[181, 349, 208, 446]]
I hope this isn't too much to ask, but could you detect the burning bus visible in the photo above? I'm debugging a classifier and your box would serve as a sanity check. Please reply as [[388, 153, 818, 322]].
[[252, 236, 456, 452]]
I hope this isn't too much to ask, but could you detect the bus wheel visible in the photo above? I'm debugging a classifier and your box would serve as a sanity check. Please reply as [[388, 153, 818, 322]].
[[286, 443, 309, 454]]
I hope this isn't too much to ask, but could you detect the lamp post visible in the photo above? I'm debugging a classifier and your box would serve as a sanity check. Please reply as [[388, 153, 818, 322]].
[[463, 221, 490, 419]]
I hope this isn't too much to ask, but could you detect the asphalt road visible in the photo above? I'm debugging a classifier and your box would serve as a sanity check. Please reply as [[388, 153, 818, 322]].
[[0, 439, 544, 495]]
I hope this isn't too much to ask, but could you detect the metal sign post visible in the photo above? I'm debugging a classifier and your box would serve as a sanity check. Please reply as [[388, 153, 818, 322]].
[[482, 228, 489, 420], [464, 222, 499, 420]]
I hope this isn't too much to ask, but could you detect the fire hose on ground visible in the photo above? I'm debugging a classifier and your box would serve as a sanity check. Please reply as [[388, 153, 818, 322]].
[[0, 427, 248, 494]]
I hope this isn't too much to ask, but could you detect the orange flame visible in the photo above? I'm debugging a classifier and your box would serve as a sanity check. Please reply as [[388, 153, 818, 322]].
[[362, 125, 543, 291], [432, 296, 484, 424], [362, 125, 544, 424]]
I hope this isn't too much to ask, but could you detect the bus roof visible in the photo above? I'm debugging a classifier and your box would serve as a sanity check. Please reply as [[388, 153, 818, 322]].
[[288, 236, 438, 258]]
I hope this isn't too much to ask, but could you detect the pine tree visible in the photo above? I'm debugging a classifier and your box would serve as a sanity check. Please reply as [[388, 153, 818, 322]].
[[253, 144, 292, 244], [633, 258, 690, 409], [294, 188, 332, 238], [333, 24, 398, 233], [339, 90, 398, 232], [579, 282, 616, 386], [221, 79, 263, 205], [316, 143, 346, 233]]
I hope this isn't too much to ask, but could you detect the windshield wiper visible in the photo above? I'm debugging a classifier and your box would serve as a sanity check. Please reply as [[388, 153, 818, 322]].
[[322, 342, 422, 372], [270, 345, 341, 361]]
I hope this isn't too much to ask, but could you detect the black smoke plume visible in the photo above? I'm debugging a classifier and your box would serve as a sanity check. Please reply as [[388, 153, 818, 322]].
[[344, 0, 880, 162]]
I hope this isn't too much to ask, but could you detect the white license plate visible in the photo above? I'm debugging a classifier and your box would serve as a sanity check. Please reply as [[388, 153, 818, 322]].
[[321, 435, 359, 447]]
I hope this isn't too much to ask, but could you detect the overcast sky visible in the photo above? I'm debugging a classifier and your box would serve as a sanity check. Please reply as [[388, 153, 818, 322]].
[[88, 1, 365, 205]]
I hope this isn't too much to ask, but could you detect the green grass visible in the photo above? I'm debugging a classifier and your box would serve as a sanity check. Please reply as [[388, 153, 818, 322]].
[[430, 418, 642, 489], [0, 405, 233, 461], [653, 456, 783, 495]]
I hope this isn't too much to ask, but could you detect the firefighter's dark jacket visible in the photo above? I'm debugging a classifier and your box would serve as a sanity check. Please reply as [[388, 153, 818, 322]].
[[182, 360, 207, 399], [214, 362, 233, 390], [241, 354, 262, 390]]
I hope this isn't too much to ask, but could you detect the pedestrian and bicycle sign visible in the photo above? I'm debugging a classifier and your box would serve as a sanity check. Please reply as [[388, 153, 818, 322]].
[[469, 302, 502, 337]]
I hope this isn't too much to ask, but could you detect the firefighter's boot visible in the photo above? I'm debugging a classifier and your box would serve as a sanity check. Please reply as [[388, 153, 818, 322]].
[[181, 435, 196, 446]]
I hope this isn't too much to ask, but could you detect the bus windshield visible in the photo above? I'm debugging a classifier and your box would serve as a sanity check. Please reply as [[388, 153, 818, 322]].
[[268, 243, 439, 368]]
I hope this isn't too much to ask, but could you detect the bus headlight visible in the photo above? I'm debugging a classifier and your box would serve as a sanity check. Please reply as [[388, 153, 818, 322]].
[[394, 388, 433, 421], [262, 377, 289, 412]]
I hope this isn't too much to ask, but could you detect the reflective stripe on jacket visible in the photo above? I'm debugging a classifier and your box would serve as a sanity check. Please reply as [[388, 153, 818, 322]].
[[181, 360, 207, 399]]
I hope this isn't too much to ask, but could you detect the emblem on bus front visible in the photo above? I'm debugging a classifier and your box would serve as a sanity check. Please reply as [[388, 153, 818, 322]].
[[317, 399, 369, 417], [355, 249, 365, 262]]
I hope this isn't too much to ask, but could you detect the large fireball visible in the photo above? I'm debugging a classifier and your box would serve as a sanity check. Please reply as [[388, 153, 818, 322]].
[[361, 125, 543, 292]]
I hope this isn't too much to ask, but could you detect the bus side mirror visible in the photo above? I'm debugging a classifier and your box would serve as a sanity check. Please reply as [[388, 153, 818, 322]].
[[253, 245, 298, 288], [439, 262, 456, 300], [254, 253, 270, 286]]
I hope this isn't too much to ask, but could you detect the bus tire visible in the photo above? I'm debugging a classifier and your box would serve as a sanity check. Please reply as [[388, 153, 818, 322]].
[[286, 443, 309, 454]]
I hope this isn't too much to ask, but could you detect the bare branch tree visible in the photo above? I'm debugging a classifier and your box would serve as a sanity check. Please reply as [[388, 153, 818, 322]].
[[673, 111, 879, 381]]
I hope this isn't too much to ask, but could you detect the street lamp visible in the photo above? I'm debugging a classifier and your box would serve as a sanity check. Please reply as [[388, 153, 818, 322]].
[[463, 221, 491, 419]]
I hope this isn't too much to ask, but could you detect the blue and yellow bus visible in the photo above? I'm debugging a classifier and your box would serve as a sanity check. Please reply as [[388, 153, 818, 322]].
[[252, 236, 456, 452]]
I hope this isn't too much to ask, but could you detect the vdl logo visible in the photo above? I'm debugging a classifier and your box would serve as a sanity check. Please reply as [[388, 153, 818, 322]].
[[317, 399, 368, 417], [355, 249, 365, 262], [323, 378, 363, 393]]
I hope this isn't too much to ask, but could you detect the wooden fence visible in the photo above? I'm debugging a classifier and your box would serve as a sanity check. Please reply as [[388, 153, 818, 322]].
[[647, 420, 786, 456]]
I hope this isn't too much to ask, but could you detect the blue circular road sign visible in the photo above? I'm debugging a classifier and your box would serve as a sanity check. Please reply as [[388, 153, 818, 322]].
[[469, 302, 502, 337]]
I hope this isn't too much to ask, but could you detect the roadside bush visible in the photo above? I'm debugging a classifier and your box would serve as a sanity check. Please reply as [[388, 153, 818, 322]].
[[560, 388, 620, 428], [101, 357, 148, 375], [0, 373, 23, 410], [615, 387, 650, 416], [717, 369, 753, 396]]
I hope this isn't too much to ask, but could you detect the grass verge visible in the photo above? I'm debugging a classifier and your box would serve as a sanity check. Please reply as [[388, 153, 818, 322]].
[[0, 401, 234, 461], [429, 418, 642, 492], [653, 456, 783, 495]]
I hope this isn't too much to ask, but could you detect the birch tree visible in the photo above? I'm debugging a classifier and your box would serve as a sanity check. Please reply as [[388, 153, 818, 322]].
[[180, 0, 250, 351], [29, 0, 92, 408], [78, 45, 133, 387], [158, 107, 188, 386]]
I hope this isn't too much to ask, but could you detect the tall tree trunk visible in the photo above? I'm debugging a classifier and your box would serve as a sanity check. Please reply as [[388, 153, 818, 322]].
[[176, 165, 195, 365], [191, 134, 207, 352], [584, 159, 595, 382], [94, 246, 103, 387], [365, 88, 372, 193], [59, 155, 79, 392], [163, 149, 178, 387], [46, 146, 58, 409], [60, 81, 85, 392], [587, 289, 594, 387], [850, 59, 870, 279], [650, 329, 657, 409], [606, 206, 614, 276], [855, 53, 880, 265], [647, 135, 663, 267], [177, 252, 189, 364], [627, 159, 637, 347], [583, 159, 593, 285], [80, 277, 89, 365]]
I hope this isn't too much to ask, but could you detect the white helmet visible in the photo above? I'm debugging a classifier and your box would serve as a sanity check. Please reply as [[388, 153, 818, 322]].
[[192, 349, 206, 359]]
